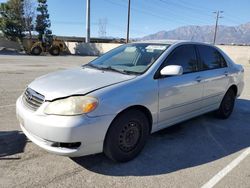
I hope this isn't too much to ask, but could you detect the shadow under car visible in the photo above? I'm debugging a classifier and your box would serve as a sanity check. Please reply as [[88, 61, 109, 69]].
[[71, 99, 250, 176]]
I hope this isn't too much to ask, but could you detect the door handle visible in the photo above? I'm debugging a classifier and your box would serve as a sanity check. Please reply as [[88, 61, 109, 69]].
[[224, 71, 229, 76], [195, 76, 202, 82]]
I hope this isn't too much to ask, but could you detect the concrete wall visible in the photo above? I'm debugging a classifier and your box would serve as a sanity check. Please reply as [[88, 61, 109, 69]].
[[217, 45, 250, 66], [66, 42, 122, 56], [0, 38, 21, 50]]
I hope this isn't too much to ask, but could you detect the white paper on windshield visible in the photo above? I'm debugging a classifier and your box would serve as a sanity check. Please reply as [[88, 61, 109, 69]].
[[146, 45, 167, 51], [124, 47, 137, 52]]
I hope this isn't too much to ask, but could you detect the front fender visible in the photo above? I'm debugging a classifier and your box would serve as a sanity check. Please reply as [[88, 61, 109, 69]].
[[87, 76, 159, 125]]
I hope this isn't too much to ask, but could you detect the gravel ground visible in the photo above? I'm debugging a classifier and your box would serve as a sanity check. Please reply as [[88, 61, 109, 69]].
[[0, 55, 249, 188]]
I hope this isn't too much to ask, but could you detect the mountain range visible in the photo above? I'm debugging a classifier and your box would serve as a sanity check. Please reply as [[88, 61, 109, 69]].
[[142, 22, 250, 44]]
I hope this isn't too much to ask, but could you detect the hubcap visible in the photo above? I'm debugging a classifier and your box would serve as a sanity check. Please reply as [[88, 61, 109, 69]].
[[53, 49, 58, 54], [34, 48, 39, 54], [118, 122, 141, 152]]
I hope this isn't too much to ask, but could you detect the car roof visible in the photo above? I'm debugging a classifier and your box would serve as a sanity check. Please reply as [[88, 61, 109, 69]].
[[133, 40, 183, 45], [133, 40, 213, 46]]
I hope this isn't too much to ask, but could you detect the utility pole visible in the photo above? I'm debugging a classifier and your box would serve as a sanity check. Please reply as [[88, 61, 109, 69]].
[[213, 10, 223, 45], [126, 0, 131, 43], [86, 0, 90, 43]]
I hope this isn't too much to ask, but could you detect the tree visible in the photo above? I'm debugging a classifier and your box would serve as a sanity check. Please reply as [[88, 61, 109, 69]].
[[35, 0, 51, 40], [0, 0, 25, 42], [23, 0, 36, 39]]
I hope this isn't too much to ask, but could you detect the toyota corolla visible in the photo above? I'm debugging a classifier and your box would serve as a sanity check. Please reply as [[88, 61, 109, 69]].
[[16, 41, 244, 162]]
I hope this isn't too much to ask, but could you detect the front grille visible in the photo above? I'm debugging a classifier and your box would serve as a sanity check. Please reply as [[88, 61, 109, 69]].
[[22, 88, 45, 111]]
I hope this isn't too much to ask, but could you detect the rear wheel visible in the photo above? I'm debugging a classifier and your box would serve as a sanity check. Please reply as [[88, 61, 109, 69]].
[[216, 89, 236, 119], [31, 46, 42, 55], [49, 46, 60, 56], [104, 109, 150, 162]]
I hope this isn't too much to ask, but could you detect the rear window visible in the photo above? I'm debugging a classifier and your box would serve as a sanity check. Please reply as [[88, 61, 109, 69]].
[[197, 45, 227, 70]]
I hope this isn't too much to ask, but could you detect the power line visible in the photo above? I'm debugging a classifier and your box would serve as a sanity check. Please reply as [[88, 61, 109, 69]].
[[112, 0, 214, 26], [158, 0, 248, 27], [223, 17, 242, 26], [52, 21, 86, 25], [175, 0, 214, 12], [106, 0, 224, 39], [159, 0, 213, 19], [149, 0, 213, 25], [166, 0, 248, 26], [105, 0, 194, 26], [223, 13, 246, 25]]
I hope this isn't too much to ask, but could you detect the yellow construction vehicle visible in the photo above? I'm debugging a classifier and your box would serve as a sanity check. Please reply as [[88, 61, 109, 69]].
[[23, 35, 67, 56]]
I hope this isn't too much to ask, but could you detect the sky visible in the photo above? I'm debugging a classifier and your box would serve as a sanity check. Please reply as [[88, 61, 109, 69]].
[[1, 0, 250, 38]]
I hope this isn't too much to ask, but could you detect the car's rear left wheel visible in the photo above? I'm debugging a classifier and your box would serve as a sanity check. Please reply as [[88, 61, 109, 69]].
[[104, 109, 150, 162]]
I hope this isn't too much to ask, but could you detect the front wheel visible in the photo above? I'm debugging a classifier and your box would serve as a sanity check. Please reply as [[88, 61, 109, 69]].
[[31, 46, 42, 55], [104, 109, 150, 162], [49, 46, 60, 56], [216, 89, 236, 119]]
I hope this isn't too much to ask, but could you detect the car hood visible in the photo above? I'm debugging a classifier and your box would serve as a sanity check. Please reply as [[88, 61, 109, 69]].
[[28, 67, 136, 101]]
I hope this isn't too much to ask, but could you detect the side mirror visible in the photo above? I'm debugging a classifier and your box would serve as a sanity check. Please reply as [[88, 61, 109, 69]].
[[160, 65, 183, 76]]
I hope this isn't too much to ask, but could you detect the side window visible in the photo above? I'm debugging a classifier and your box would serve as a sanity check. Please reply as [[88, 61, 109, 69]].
[[197, 45, 227, 70], [164, 45, 198, 74]]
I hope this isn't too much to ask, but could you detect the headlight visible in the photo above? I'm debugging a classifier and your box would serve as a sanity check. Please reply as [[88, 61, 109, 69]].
[[44, 96, 98, 115]]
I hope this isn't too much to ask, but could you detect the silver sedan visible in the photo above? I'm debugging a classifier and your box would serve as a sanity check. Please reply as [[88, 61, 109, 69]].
[[16, 41, 244, 162]]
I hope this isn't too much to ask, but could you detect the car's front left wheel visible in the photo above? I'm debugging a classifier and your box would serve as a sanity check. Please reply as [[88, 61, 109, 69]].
[[104, 109, 150, 162]]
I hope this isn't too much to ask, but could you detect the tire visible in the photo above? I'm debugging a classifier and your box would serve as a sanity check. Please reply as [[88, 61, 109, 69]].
[[31, 46, 42, 55], [49, 46, 60, 56], [104, 109, 150, 162], [216, 89, 236, 119]]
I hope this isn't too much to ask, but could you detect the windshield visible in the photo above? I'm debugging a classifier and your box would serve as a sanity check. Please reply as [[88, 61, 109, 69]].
[[86, 43, 170, 75]]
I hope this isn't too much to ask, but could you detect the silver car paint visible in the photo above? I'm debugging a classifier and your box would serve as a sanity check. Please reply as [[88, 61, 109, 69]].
[[16, 41, 244, 157], [29, 67, 136, 101], [86, 41, 244, 132], [16, 96, 115, 156]]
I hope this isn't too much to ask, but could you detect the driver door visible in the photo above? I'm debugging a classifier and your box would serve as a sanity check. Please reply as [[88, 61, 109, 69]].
[[157, 44, 204, 129]]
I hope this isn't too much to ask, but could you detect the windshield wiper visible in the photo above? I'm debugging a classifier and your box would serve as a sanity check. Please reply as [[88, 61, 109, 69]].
[[83, 64, 101, 70], [83, 64, 139, 75], [101, 66, 141, 75], [121, 70, 141, 75], [100, 66, 128, 74]]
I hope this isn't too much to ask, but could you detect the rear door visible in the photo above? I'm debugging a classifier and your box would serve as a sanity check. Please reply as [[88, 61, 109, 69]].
[[196, 45, 230, 109], [157, 44, 204, 129]]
